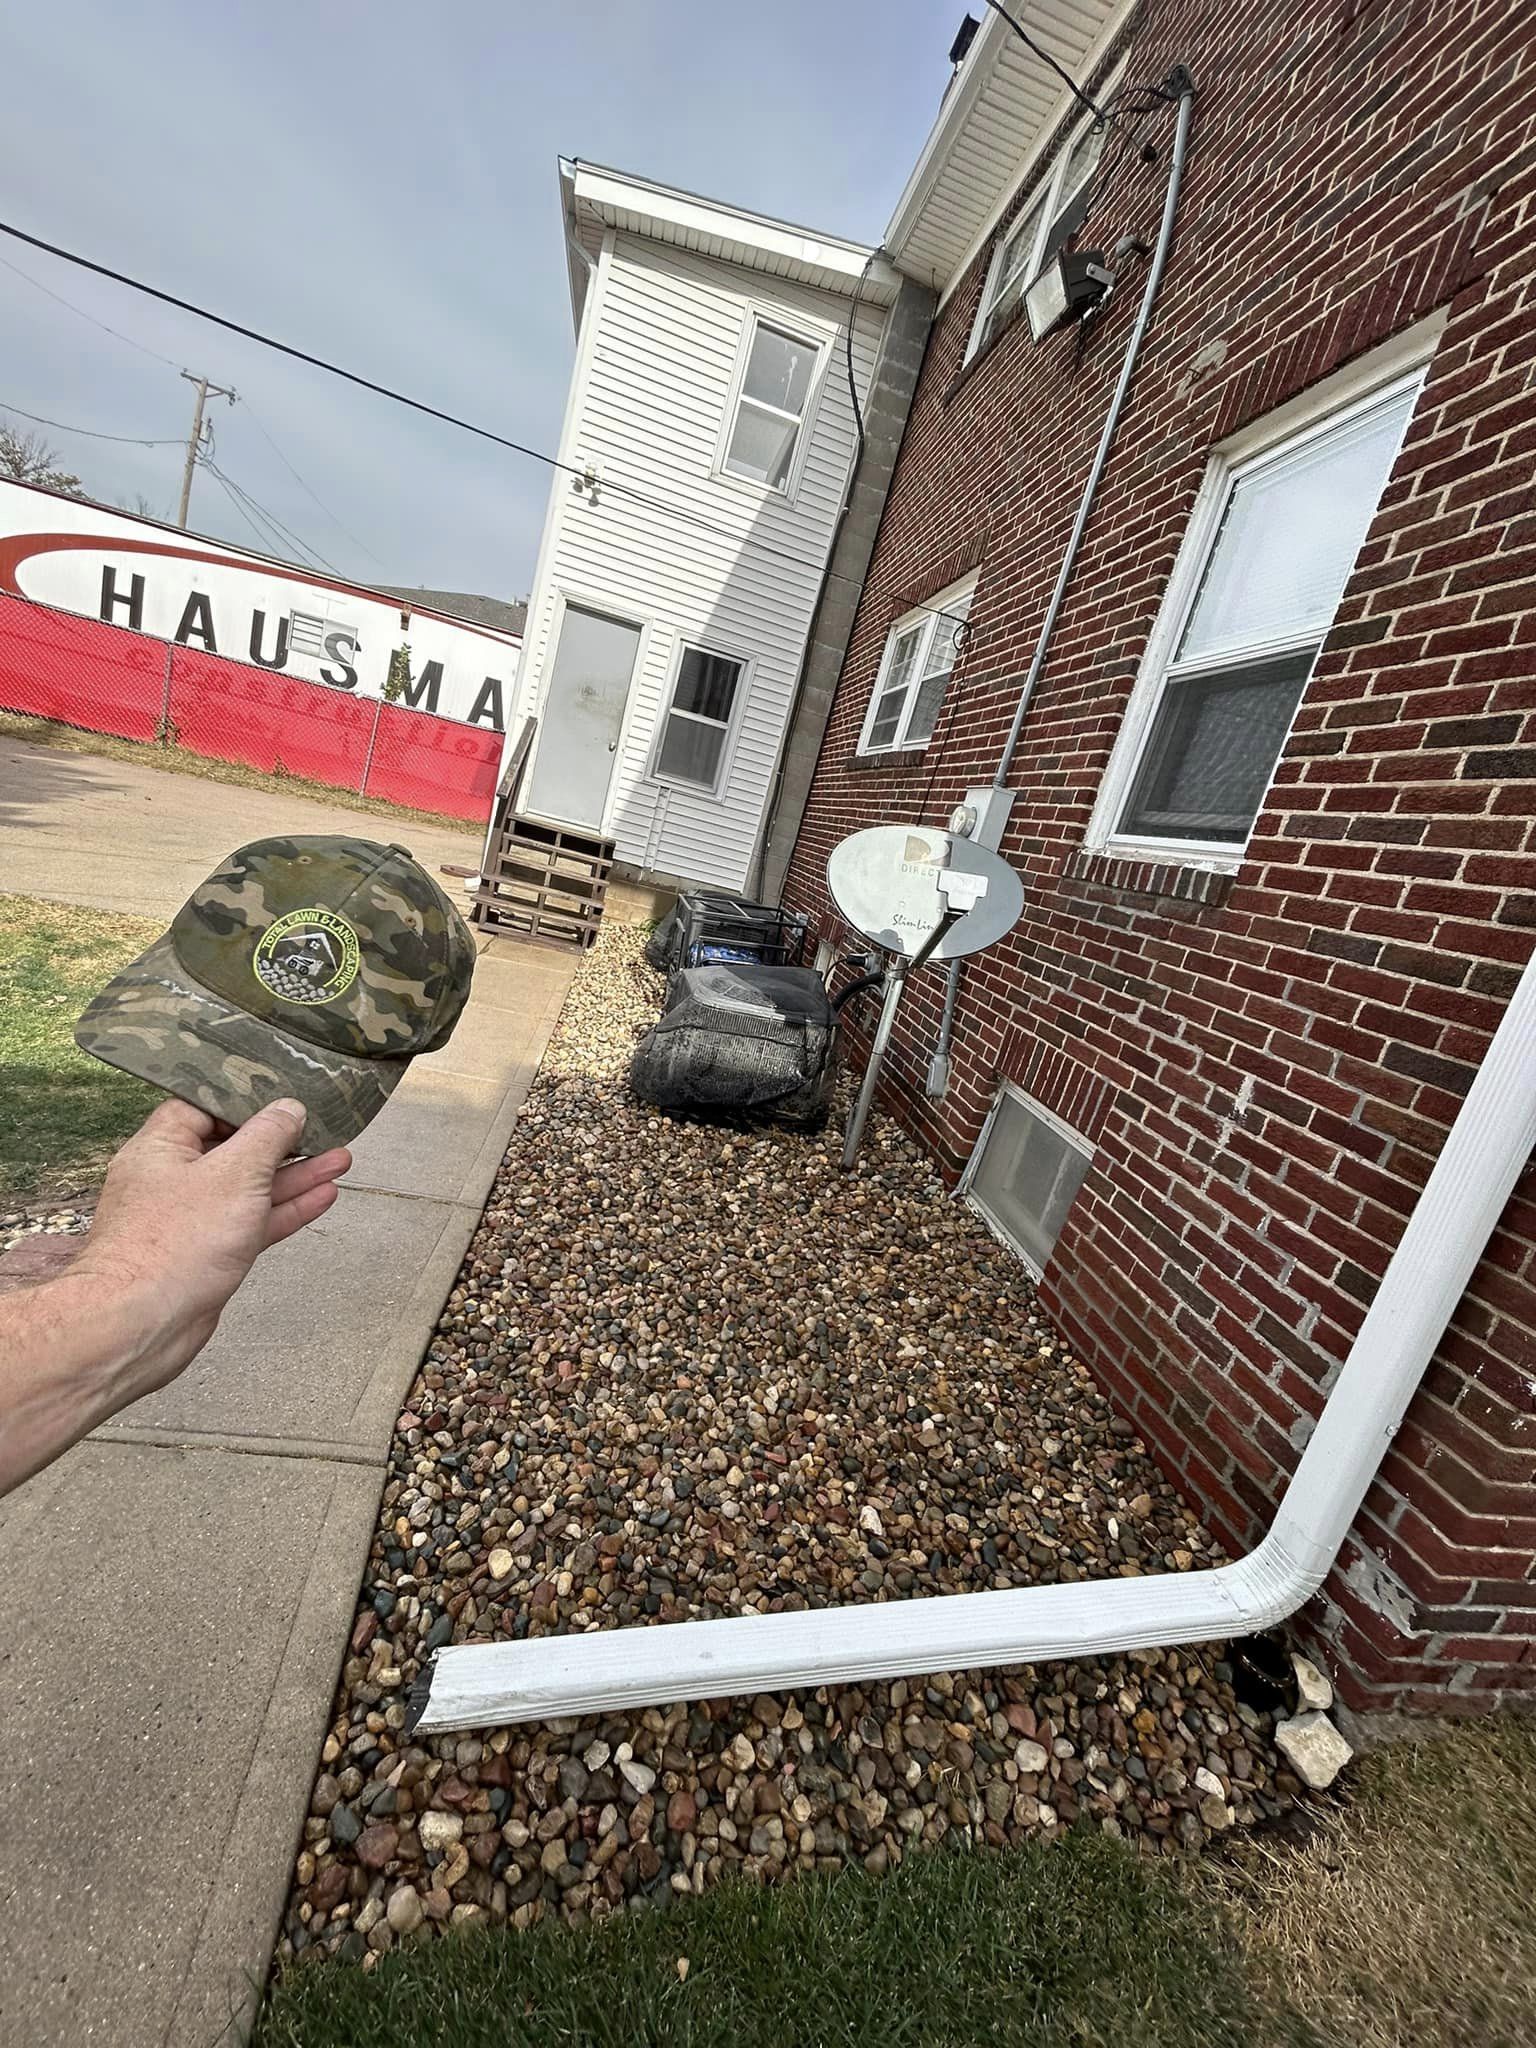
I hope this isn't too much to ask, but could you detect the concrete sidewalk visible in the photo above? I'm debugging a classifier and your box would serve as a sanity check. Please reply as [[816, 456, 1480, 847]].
[[0, 920, 574, 2045]]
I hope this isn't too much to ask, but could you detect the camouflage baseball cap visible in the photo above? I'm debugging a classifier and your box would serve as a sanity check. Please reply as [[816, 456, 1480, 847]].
[[76, 835, 477, 1151]]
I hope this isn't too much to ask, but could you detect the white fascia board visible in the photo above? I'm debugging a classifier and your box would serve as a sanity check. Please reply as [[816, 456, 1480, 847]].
[[887, 0, 1137, 306], [557, 158, 589, 335], [567, 161, 900, 301], [883, 2, 1012, 264], [409, 908, 1536, 1731]]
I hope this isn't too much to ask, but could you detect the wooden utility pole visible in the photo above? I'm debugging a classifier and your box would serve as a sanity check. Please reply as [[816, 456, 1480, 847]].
[[176, 371, 236, 528]]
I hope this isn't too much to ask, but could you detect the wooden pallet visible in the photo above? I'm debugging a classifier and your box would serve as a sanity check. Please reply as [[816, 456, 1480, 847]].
[[470, 809, 615, 951]]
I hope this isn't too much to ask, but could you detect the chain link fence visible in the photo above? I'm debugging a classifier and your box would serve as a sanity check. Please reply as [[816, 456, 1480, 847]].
[[0, 588, 501, 824]]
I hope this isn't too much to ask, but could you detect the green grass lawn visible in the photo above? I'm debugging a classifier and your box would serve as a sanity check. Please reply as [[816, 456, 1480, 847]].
[[260, 1717, 1536, 2048], [258, 1830, 1315, 2048], [0, 892, 161, 1201], [1202, 1714, 1536, 2048]]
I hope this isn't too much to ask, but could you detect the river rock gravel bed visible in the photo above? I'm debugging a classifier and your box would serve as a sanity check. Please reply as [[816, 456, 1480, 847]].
[[279, 924, 1297, 1966]]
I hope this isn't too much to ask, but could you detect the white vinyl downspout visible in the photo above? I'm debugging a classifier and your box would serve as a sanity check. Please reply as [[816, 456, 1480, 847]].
[[411, 935, 1536, 1730]]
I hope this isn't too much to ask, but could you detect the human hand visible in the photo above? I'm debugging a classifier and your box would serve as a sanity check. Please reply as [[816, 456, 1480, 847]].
[[1, 1098, 351, 1497], [73, 1096, 352, 1392]]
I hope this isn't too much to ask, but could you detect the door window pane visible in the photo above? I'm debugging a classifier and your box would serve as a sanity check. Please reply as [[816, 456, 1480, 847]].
[[725, 400, 800, 487], [1179, 389, 1415, 663], [742, 324, 815, 414], [968, 1092, 1092, 1275], [1119, 649, 1316, 843]]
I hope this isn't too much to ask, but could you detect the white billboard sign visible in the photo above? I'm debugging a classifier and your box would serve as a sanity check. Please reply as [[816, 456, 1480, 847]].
[[0, 478, 520, 732]]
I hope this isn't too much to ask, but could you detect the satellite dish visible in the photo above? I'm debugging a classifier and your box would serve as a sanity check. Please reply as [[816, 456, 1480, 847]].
[[826, 824, 1024, 963]]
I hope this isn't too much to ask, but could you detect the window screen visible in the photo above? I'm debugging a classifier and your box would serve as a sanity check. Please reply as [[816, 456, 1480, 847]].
[[966, 1090, 1092, 1276], [724, 322, 817, 488], [1113, 379, 1417, 850], [906, 594, 974, 745]]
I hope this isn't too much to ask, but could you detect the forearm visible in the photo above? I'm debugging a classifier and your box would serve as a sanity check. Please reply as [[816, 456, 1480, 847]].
[[0, 1267, 168, 1496]]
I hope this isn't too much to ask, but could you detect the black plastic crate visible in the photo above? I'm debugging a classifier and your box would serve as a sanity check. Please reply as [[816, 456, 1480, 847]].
[[645, 891, 810, 974]]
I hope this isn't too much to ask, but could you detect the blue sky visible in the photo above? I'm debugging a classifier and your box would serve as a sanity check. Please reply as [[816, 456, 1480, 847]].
[[0, 0, 957, 599]]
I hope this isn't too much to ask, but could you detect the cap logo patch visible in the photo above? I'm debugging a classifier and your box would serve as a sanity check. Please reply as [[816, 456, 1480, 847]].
[[254, 907, 361, 1006]]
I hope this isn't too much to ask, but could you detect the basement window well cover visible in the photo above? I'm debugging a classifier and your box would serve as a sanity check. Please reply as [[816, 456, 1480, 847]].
[[963, 1085, 1092, 1277]]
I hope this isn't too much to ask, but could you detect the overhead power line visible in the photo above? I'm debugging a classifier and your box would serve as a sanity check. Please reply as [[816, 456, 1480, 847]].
[[239, 401, 388, 573], [204, 458, 337, 574], [0, 215, 976, 622], [0, 398, 182, 448], [980, 0, 1104, 124], [0, 250, 183, 369], [6, 242, 389, 571]]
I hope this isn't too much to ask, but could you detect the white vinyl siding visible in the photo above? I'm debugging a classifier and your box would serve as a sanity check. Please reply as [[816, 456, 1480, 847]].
[[1090, 369, 1423, 865], [859, 577, 976, 754], [515, 233, 882, 888], [962, 1086, 1093, 1278]]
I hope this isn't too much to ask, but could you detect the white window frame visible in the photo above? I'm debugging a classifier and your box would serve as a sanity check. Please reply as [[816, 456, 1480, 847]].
[[965, 81, 1119, 366], [1084, 345, 1434, 873], [714, 309, 831, 500], [856, 573, 978, 756], [647, 636, 751, 799], [959, 1081, 1095, 1281]]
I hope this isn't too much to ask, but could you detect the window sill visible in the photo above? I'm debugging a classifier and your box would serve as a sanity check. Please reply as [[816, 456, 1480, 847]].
[[646, 770, 729, 803], [943, 306, 1024, 406], [849, 744, 929, 771], [1060, 847, 1238, 910], [710, 463, 796, 508]]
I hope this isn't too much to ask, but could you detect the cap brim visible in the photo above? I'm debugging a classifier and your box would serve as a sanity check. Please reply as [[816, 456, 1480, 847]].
[[74, 930, 408, 1152]]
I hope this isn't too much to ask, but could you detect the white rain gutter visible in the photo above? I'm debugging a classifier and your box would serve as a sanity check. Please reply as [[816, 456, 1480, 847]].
[[411, 935, 1536, 1729]]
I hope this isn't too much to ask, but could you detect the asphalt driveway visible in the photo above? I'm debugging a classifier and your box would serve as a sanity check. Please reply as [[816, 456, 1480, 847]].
[[0, 730, 483, 919]]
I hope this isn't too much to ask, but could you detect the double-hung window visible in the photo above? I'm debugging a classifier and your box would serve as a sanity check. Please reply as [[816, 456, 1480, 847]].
[[859, 577, 976, 755], [969, 108, 1109, 359], [722, 317, 821, 491], [1092, 370, 1423, 861], [652, 643, 744, 793]]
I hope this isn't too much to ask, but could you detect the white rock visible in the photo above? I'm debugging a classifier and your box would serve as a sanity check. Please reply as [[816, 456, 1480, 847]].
[[619, 1758, 656, 1795], [1013, 1738, 1049, 1774], [1193, 1766, 1226, 1800], [488, 1547, 514, 1581], [858, 1505, 884, 1537], [584, 1740, 612, 1772], [1291, 1652, 1334, 1713], [1274, 1710, 1353, 1789], [387, 1884, 424, 1935], [418, 1810, 465, 1852]]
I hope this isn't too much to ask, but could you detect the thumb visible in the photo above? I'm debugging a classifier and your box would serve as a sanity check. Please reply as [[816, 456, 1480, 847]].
[[216, 1097, 310, 1180]]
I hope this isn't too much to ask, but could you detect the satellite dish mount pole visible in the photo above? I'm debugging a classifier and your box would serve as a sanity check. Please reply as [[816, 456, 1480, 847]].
[[841, 907, 962, 1170]]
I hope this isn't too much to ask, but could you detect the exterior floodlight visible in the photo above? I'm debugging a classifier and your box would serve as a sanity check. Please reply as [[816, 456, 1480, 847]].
[[1025, 250, 1114, 342]]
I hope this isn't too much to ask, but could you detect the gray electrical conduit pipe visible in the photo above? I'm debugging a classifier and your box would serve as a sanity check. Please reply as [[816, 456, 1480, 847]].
[[927, 75, 1196, 1096], [411, 930, 1536, 1728]]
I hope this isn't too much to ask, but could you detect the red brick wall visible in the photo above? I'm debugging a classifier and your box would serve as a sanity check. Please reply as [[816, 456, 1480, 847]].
[[785, 0, 1536, 1709]]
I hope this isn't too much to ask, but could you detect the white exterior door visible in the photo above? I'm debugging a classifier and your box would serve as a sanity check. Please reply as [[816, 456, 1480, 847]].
[[525, 603, 641, 828]]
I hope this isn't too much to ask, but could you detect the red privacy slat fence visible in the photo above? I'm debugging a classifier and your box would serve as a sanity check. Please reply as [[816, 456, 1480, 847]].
[[0, 590, 500, 824]]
